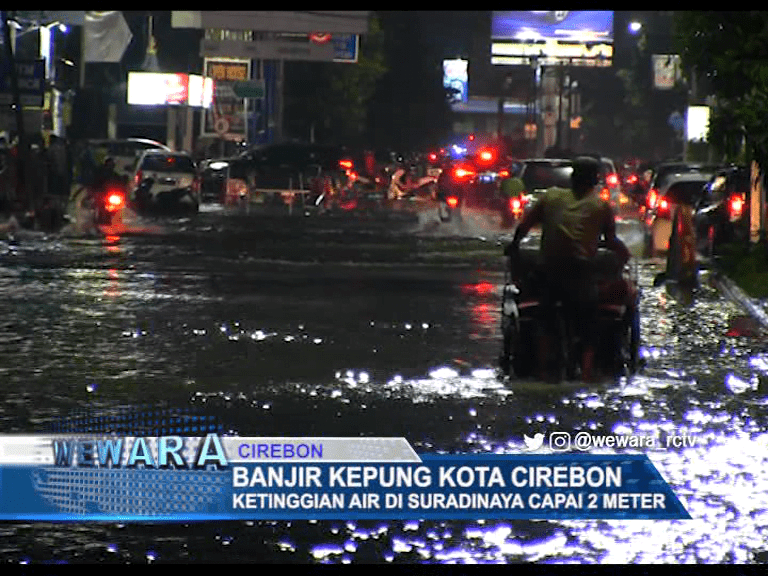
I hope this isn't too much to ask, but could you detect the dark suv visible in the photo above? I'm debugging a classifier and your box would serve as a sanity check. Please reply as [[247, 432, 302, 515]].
[[693, 165, 751, 256]]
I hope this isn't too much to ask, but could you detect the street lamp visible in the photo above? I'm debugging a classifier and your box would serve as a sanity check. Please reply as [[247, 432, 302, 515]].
[[628, 21, 643, 35]]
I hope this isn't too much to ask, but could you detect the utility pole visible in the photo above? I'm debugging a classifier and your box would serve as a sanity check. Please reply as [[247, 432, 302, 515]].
[[1, 10, 29, 209]]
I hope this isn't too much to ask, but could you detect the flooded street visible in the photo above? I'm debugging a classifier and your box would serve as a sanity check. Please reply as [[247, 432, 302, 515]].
[[0, 205, 767, 563]]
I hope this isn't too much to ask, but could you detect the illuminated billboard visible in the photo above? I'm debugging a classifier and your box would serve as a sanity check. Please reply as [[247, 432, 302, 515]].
[[443, 59, 468, 104], [491, 11, 613, 67], [127, 72, 214, 107]]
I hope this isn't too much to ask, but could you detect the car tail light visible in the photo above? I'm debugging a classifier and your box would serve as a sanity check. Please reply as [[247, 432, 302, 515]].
[[606, 173, 619, 187], [105, 189, 125, 212], [657, 197, 670, 217], [428, 152, 438, 163], [446, 196, 459, 208], [134, 170, 143, 188], [728, 193, 745, 221], [498, 169, 510, 178], [452, 164, 475, 181], [626, 173, 638, 185], [647, 188, 658, 209], [477, 148, 495, 165], [339, 159, 354, 170], [600, 187, 610, 202]]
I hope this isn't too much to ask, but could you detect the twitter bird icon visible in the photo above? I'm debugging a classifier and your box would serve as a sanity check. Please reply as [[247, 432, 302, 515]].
[[523, 433, 545, 451]]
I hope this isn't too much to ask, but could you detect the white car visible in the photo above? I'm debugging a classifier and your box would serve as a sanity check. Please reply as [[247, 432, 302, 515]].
[[130, 151, 200, 213]]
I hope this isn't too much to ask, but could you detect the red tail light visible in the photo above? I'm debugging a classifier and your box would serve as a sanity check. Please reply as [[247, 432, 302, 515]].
[[428, 152, 438, 163], [626, 173, 638, 185], [134, 170, 143, 188], [477, 148, 495, 165], [452, 164, 475, 181], [728, 193, 745, 221], [600, 188, 610, 202], [510, 196, 522, 212], [657, 197, 670, 217], [446, 196, 459, 208], [498, 169, 510, 178], [105, 189, 125, 212], [606, 173, 619, 187], [339, 159, 354, 170]]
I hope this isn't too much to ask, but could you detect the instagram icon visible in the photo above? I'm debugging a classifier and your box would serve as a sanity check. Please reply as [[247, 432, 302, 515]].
[[549, 432, 571, 451]]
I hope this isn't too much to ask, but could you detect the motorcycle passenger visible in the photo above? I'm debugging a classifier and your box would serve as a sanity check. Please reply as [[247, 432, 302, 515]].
[[506, 156, 631, 382]]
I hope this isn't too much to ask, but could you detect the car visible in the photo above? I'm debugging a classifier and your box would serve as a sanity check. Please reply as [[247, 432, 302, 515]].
[[644, 171, 714, 256], [693, 165, 751, 257], [130, 150, 200, 213], [512, 158, 574, 215], [81, 138, 172, 181], [581, 154, 627, 211], [436, 144, 518, 210], [645, 162, 721, 213]]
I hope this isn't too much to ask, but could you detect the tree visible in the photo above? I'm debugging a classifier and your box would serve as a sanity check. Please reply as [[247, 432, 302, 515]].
[[282, 15, 387, 147], [674, 11, 768, 166], [365, 11, 454, 152]]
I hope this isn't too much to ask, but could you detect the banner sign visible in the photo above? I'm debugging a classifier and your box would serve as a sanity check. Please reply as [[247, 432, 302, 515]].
[[443, 59, 468, 103], [0, 59, 45, 108], [491, 11, 613, 67], [200, 38, 336, 62], [332, 34, 359, 63], [202, 58, 250, 141], [0, 435, 691, 521], [653, 54, 681, 90]]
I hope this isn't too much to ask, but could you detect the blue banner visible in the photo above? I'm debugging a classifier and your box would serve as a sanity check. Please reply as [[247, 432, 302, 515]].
[[0, 436, 690, 521]]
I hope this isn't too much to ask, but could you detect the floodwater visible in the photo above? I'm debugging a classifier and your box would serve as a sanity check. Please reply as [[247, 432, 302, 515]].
[[0, 203, 766, 564]]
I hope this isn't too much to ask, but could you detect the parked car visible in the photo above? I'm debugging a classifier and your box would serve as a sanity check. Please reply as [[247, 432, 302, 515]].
[[693, 165, 751, 257], [644, 171, 714, 256], [130, 150, 200, 213]]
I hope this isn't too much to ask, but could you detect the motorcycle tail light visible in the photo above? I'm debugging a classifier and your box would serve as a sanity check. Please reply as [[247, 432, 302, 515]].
[[600, 187, 610, 202], [729, 193, 745, 221], [106, 190, 125, 212], [447, 196, 459, 208]]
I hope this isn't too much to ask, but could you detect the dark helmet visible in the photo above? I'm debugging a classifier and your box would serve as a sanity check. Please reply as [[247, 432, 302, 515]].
[[571, 156, 600, 190]]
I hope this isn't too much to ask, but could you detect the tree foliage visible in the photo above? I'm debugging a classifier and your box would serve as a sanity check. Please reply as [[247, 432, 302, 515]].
[[674, 11, 768, 166], [283, 15, 387, 147]]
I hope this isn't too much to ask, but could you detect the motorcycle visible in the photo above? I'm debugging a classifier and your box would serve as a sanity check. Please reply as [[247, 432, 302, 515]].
[[499, 245, 640, 381], [93, 184, 126, 227], [437, 190, 461, 222]]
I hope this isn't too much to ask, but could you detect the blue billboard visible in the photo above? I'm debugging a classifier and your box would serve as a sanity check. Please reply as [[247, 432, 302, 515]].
[[492, 11, 613, 43]]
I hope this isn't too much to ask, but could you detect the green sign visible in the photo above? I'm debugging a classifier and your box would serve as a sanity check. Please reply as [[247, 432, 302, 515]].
[[233, 80, 265, 99]]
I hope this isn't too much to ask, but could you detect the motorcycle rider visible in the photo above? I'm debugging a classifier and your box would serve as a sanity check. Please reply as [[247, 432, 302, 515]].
[[506, 156, 631, 382], [88, 157, 124, 205]]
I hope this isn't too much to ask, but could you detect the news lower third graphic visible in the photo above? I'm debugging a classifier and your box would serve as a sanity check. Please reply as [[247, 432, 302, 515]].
[[0, 432, 691, 521]]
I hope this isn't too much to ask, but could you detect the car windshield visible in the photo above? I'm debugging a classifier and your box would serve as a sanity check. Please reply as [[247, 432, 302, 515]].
[[141, 155, 196, 173], [522, 163, 573, 190]]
